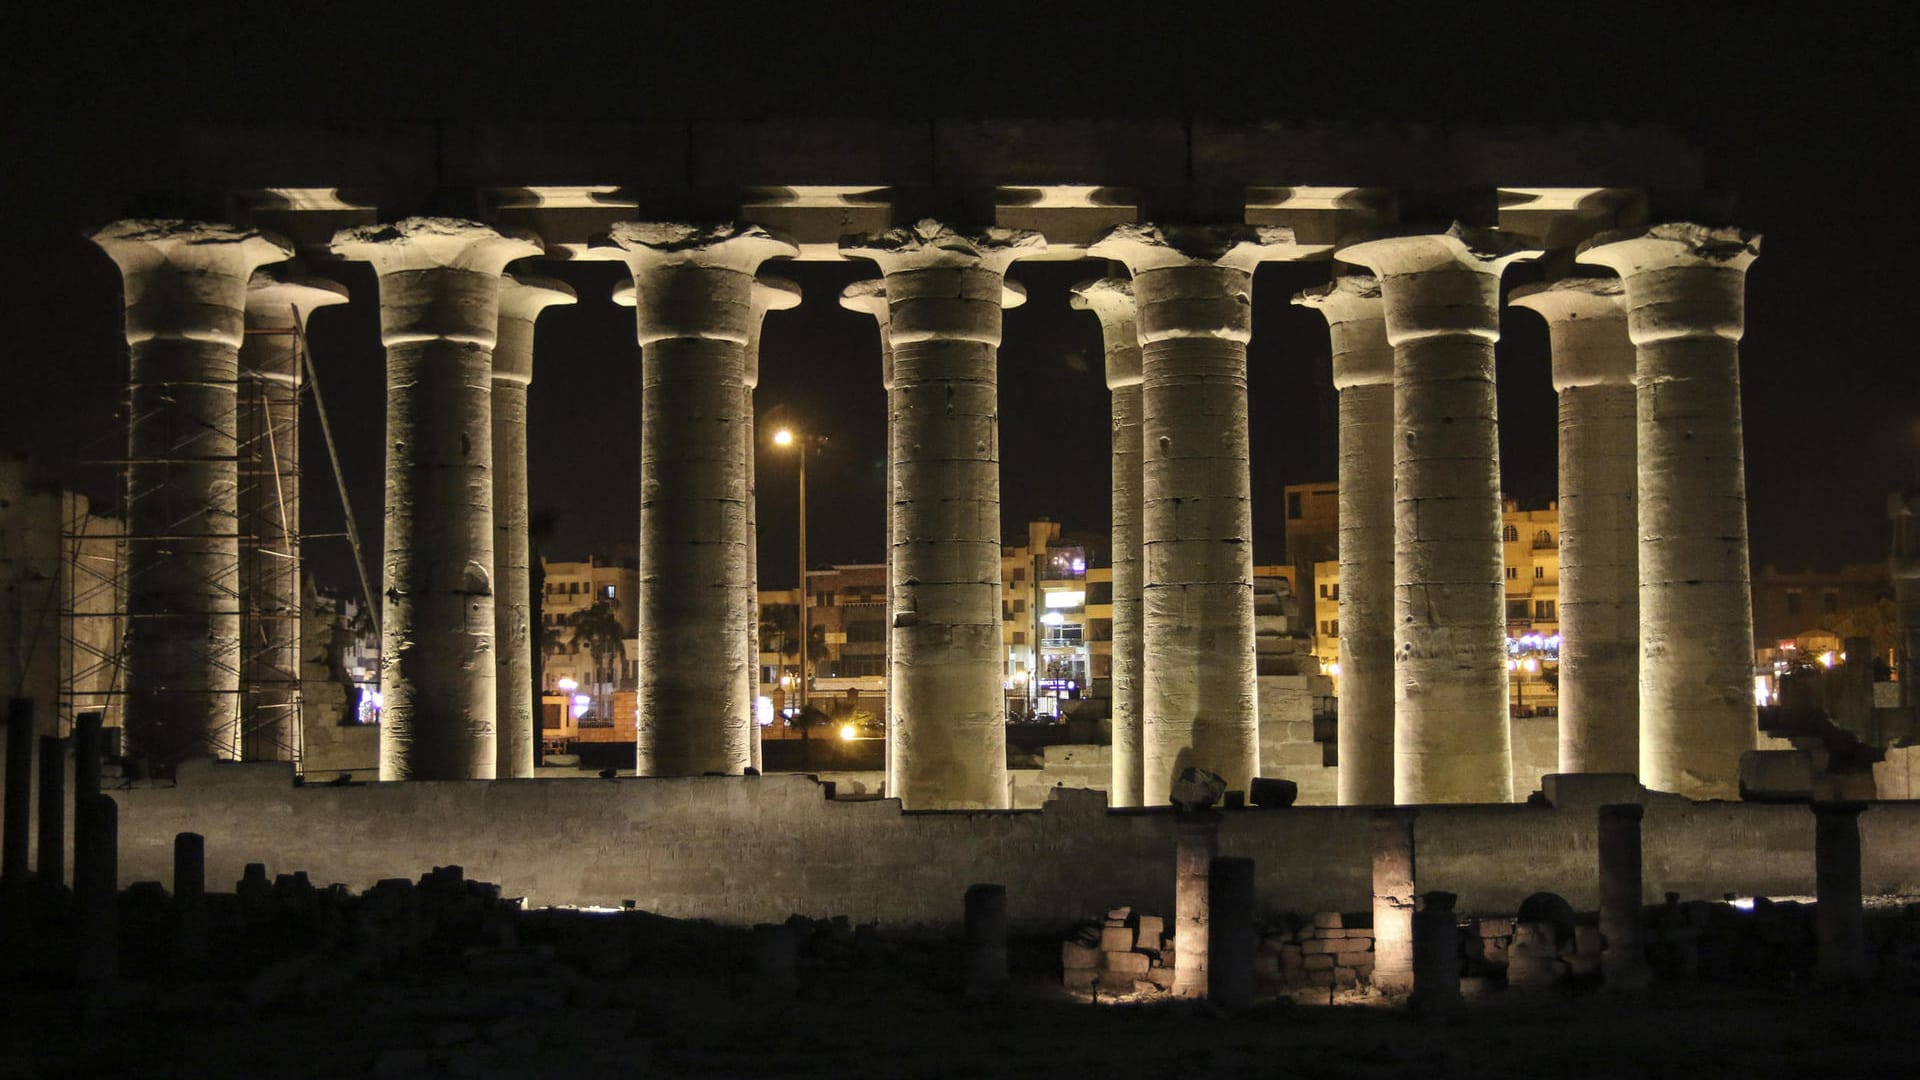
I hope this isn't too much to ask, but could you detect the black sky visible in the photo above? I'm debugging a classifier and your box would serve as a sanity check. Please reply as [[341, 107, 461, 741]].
[[5, 4, 1916, 597]]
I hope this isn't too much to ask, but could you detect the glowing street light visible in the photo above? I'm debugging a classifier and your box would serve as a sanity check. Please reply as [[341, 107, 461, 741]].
[[772, 423, 827, 716]]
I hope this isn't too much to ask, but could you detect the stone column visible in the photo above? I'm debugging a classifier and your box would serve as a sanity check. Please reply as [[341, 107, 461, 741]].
[[1371, 807, 1417, 995], [745, 278, 802, 773], [1337, 226, 1540, 805], [1171, 810, 1221, 997], [963, 882, 1010, 998], [74, 793, 117, 988], [491, 275, 575, 779], [1812, 801, 1869, 982], [1596, 803, 1650, 990], [603, 223, 797, 777], [1411, 890, 1460, 1017], [840, 280, 896, 794], [1089, 224, 1305, 804], [331, 218, 542, 781], [1207, 856, 1256, 1009], [89, 221, 293, 765], [36, 734, 63, 889], [171, 831, 208, 971], [1296, 274, 1395, 805], [2, 701, 27, 888], [1070, 277, 1146, 808], [238, 272, 348, 763], [1579, 225, 1762, 799], [1512, 278, 1640, 776], [842, 221, 1042, 810]]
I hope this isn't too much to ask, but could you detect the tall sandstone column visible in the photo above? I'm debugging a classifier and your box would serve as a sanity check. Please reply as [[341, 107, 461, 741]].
[[1337, 226, 1539, 804], [839, 279, 897, 795], [604, 223, 796, 777], [1069, 277, 1145, 808], [744, 277, 802, 769], [1295, 274, 1395, 805], [842, 221, 1043, 810], [1090, 224, 1305, 805], [237, 271, 347, 761], [1511, 277, 1639, 776], [331, 218, 542, 781], [491, 275, 575, 779], [90, 221, 293, 765], [1580, 224, 1761, 799]]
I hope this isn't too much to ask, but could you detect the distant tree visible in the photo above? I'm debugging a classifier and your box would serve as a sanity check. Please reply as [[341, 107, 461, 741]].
[[566, 600, 629, 721], [1814, 598, 1899, 662]]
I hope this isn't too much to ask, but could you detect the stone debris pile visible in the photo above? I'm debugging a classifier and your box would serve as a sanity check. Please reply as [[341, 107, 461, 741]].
[[1061, 906, 1173, 995]]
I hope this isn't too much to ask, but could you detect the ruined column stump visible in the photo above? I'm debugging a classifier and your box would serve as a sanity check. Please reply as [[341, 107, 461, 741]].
[[74, 793, 118, 989], [171, 831, 208, 973], [1371, 808, 1417, 996], [1597, 803, 1651, 990], [1812, 801, 1869, 982], [37, 734, 65, 892], [1172, 810, 1222, 998], [963, 883, 1009, 998], [1207, 856, 1256, 1009], [1411, 890, 1461, 1018], [752, 922, 798, 1000]]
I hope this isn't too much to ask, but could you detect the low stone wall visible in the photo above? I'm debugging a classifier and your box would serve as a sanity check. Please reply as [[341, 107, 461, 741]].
[[27, 764, 1910, 932]]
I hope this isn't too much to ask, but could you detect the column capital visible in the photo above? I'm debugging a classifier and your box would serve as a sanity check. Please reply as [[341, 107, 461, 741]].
[[330, 217, 542, 275], [493, 275, 576, 386], [1068, 277, 1142, 390], [1577, 223, 1761, 345], [746, 276, 803, 390], [839, 278, 889, 324], [90, 220, 295, 345], [839, 218, 1045, 276], [1335, 223, 1541, 278], [600, 221, 798, 275], [1510, 275, 1634, 391], [244, 269, 349, 327], [1295, 273, 1391, 390], [1576, 223, 1760, 277], [1088, 222, 1309, 274]]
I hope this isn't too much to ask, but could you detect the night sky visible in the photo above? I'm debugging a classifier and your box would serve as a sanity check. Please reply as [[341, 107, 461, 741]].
[[5, 5, 1915, 599]]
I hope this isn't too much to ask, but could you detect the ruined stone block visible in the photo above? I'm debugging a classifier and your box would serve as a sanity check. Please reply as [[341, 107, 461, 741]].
[[1100, 925, 1135, 953], [1312, 911, 1343, 929], [1575, 925, 1603, 956], [1063, 968, 1098, 991], [1062, 941, 1098, 970], [1302, 939, 1338, 955], [1303, 954, 1334, 971], [1102, 950, 1149, 976], [1134, 914, 1164, 945]]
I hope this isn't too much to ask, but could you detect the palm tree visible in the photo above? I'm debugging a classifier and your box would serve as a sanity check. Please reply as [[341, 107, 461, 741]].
[[566, 600, 629, 723]]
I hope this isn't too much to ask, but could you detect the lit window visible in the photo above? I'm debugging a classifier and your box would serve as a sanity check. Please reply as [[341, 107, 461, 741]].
[[603, 584, 616, 599], [1505, 567, 1518, 580], [1534, 566, 1544, 579], [1503, 525, 1518, 542], [1044, 590, 1084, 609]]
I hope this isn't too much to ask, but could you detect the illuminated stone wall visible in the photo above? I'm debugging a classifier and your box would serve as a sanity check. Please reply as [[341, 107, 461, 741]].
[[27, 766, 1912, 929]]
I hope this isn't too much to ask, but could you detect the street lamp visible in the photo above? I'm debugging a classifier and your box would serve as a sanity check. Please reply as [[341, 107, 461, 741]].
[[772, 425, 827, 717]]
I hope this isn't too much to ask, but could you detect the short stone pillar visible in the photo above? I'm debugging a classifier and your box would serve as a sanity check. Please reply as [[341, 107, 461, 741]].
[[1370, 808, 1417, 995], [2, 700, 28, 888], [1089, 224, 1308, 804], [1596, 803, 1650, 990], [37, 734, 64, 890], [840, 279, 896, 794], [332, 218, 543, 781], [74, 711, 102, 798], [1812, 801, 1869, 982], [74, 793, 118, 988], [752, 921, 799, 1000], [89, 221, 294, 765], [492, 275, 576, 780], [1171, 810, 1222, 997], [601, 223, 796, 777], [1207, 856, 1256, 1009], [1296, 275, 1395, 806], [1337, 225, 1540, 804], [1579, 224, 1762, 799], [238, 271, 349, 763], [171, 831, 208, 972], [1511, 278, 1639, 777], [842, 221, 1042, 810], [744, 278, 802, 773], [963, 882, 1010, 998], [1411, 890, 1461, 1017], [1070, 277, 1146, 808]]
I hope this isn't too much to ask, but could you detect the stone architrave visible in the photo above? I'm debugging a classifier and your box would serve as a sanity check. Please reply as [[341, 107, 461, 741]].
[[1295, 274, 1394, 806], [744, 277, 802, 771], [89, 221, 294, 765], [1089, 224, 1314, 805], [331, 218, 543, 781], [1070, 277, 1146, 808], [1511, 277, 1639, 776], [842, 221, 1044, 810], [491, 275, 576, 779], [839, 279, 896, 794], [1336, 225, 1541, 805], [237, 271, 348, 763], [1579, 224, 1762, 799], [601, 223, 797, 777]]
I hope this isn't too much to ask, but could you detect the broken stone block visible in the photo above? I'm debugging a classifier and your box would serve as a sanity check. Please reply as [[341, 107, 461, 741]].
[[1135, 914, 1164, 946], [1313, 911, 1343, 930], [1106, 906, 1132, 922], [1303, 954, 1334, 971], [1102, 951, 1150, 976], [1063, 941, 1099, 969], [1100, 925, 1135, 952]]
